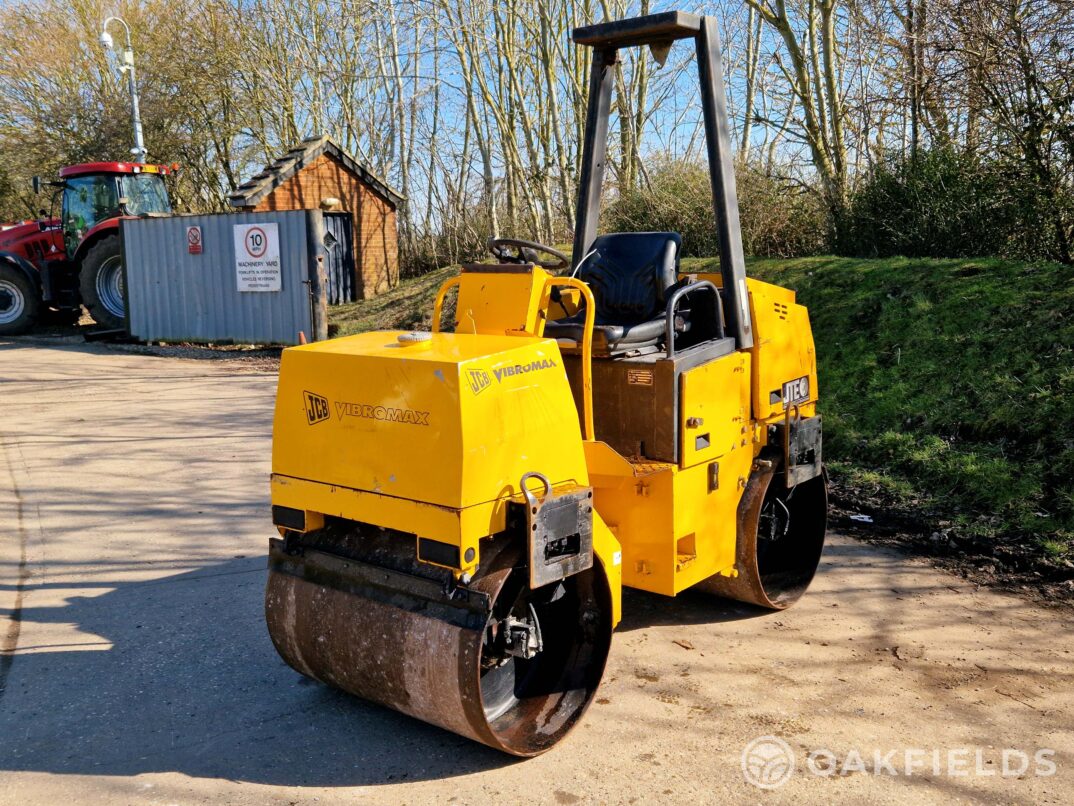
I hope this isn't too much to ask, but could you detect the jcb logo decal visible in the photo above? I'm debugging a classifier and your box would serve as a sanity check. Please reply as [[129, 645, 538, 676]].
[[467, 369, 491, 395], [304, 391, 330, 425]]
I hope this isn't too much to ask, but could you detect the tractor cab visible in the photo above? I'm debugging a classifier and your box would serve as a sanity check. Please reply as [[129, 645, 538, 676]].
[[59, 162, 171, 254]]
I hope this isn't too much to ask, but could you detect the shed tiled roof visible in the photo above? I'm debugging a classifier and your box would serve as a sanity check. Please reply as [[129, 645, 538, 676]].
[[228, 135, 404, 209]]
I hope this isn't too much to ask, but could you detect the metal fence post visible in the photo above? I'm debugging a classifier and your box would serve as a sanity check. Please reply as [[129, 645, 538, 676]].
[[306, 210, 330, 341]]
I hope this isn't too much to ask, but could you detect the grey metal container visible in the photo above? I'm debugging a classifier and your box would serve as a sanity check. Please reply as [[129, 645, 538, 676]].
[[121, 209, 328, 345]]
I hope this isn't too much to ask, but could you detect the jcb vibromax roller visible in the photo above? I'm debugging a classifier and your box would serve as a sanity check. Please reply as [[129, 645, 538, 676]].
[[265, 10, 827, 756]]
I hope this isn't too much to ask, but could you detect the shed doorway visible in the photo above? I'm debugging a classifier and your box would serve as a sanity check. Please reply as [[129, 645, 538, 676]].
[[323, 212, 356, 304]]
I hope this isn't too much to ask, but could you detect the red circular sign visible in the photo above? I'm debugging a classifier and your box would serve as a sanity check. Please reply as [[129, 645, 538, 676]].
[[244, 226, 268, 258], [187, 227, 201, 245]]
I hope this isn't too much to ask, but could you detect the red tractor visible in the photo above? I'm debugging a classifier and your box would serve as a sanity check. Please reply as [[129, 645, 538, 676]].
[[0, 161, 174, 334]]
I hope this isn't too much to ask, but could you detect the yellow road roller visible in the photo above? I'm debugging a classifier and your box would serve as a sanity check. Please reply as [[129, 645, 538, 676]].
[[265, 10, 827, 756]]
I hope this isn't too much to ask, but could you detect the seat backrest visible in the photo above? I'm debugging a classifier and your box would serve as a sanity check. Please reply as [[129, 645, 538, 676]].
[[578, 232, 681, 325]]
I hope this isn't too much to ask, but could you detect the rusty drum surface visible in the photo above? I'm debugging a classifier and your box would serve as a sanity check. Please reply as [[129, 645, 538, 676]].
[[265, 525, 612, 756], [695, 462, 828, 610]]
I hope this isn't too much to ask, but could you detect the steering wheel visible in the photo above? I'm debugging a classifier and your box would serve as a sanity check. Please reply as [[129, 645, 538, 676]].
[[487, 237, 569, 271]]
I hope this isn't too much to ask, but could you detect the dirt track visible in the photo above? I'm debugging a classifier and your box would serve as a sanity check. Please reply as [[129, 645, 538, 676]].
[[0, 338, 1071, 805]]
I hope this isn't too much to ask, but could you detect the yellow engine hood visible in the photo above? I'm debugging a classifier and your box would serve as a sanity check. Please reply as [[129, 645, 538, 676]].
[[272, 331, 589, 510]]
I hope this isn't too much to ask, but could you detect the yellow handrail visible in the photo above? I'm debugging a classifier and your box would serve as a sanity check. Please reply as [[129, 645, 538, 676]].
[[544, 277, 596, 441], [431, 276, 462, 334]]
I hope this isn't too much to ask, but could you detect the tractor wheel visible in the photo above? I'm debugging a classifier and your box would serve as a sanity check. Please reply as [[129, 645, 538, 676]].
[[0, 263, 40, 336], [79, 235, 126, 330]]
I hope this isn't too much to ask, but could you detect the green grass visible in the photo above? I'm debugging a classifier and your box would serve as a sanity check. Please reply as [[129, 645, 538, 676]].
[[330, 255, 1074, 561], [693, 255, 1074, 560], [330, 264, 460, 336]]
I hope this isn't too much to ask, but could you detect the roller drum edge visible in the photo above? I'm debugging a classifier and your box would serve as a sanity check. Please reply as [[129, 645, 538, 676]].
[[265, 529, 612, 756], [695, 463, 828, 610]]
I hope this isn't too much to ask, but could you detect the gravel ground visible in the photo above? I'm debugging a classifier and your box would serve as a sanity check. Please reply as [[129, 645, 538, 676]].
[[10, 323, 283, 373]]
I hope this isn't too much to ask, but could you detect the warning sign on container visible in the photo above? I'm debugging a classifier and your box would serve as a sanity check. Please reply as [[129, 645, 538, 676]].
[[233, 223, 281, 292], [186, 225, 203, 254]]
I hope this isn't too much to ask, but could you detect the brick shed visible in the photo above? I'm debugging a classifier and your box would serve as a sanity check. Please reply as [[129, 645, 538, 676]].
[[229, 135, 403, 299]]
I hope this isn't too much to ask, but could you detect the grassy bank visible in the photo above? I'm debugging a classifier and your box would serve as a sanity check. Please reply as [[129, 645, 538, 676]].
[[330, 255, 1074, 575], [695, 255, 1074, 571], [330, 264, 459, 335]]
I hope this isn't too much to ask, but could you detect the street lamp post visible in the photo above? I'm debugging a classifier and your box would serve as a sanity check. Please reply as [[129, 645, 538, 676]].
[[99, 16, 147, 163]]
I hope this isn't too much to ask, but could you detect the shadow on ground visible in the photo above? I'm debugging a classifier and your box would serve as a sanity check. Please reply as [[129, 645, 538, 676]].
[[0, 557, 516, 786], [0, 545, 776, 787]]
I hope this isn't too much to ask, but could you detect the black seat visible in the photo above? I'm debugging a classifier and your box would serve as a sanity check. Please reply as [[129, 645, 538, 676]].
[[545, 232, 681, 353]]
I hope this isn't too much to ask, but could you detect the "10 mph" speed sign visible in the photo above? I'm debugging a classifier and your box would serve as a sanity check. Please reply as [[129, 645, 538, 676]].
[[233, 222, 281, 292]]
